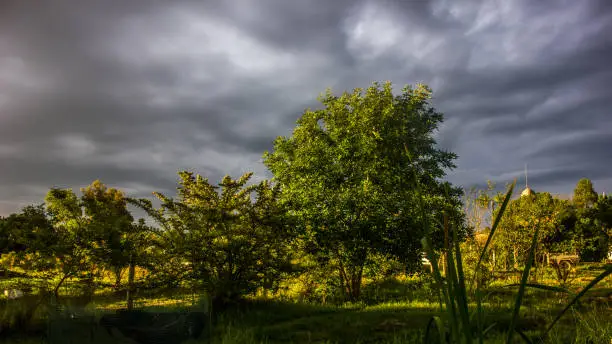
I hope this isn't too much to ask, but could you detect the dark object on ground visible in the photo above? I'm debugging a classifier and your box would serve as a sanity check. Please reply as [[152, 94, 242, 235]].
[[99, 309, 206, 344], [547, 254, 580, 268]]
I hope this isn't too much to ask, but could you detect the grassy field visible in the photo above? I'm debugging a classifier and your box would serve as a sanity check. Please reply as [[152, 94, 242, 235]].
[[0, 263, 610, 344]]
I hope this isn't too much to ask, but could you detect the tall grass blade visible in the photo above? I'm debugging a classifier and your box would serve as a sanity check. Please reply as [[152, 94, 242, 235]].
[[422, 238, 448, 296], [505, 283, 575, 296], [506, 224, 540, 344], [514, 328, 533, 344], [443, 226, 461, 343], [411, 143, 458, 343], [476, 288, 484, 344], [424, 316, 448, 344], [451, 214, 472, 343], [471, 181, 515, 290], [483, 323, 497, 336], [422, 235, 454, 338], [541, 264, 612, 340]]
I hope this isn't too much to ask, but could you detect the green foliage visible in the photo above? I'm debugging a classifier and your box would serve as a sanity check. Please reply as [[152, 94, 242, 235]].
[[0, 181, 145, 301], [421, 179, 612, 344], [80, 180, 140, 289], [129, 172, 295, 309], [0, 204, 54, 256], [493, 191, 574, 270], [572, 179, 598, 210], [572, 195, 612, 262], [263, 81, 465, 300], [488, 179, 609, 265]]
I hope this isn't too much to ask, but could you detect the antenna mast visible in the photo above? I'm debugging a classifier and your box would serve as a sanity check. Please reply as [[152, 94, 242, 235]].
[[525, 163, 528, 188]]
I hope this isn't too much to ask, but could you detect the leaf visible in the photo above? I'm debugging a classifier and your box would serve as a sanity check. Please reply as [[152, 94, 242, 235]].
[[424, 316, 447, 344], [471, 180, 516, 290], [483, 322, 497, 336], [541, 264, 612, 339], [506, 224, 540, 344], [505, 283, 575, 296], [451, 214, 472, 343], [514, 328, 533, 344]]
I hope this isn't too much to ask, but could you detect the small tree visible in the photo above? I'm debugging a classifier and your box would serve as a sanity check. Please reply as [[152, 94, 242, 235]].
[[43, 188, 96, 299], [81, 180, 135, 289], [0, 204, 54, 256], [573, 194, 612, 261], [573, 178, 598, 209], [0, 204, 56, 281], [130, 172, 294, 310], [11, 181, 139, 301]]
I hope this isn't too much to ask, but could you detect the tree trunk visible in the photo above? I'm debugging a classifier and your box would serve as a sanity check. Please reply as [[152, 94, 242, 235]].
[[338, 264, 351, 300], [113, 266, 123, 290], [350, 265, 364, 301], [126, 254, 135, 311], [53, 272, 72, 302], [337, 249, 367, 301]]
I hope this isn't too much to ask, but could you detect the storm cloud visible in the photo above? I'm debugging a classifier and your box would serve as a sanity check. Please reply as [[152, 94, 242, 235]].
[[1, 0, 611, 215]]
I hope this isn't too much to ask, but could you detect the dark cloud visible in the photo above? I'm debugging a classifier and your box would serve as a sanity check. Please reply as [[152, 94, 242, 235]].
[[1, 0, 611, 216], [527, 132, 612, 166]]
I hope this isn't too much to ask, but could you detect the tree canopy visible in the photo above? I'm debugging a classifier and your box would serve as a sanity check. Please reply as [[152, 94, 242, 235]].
[[129, 171, 295, 309], [263, 81, 466, 300], [573, 178, 598, 209]]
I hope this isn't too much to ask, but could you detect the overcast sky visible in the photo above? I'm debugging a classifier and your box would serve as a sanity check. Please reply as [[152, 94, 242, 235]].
[[1, 0, 611, 216]]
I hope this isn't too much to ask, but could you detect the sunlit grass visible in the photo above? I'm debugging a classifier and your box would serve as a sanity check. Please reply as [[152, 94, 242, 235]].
[[1, 270, 610, 344]]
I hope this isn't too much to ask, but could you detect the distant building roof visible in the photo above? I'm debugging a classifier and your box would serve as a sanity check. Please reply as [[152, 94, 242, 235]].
[[521, 187, 535, 197]]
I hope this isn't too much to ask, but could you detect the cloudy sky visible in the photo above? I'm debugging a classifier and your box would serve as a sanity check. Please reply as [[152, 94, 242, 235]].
[[1, 0, 611, 216]]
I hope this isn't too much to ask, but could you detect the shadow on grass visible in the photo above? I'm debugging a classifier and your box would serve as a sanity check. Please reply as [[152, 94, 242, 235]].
[[210, 299, 552, 344]]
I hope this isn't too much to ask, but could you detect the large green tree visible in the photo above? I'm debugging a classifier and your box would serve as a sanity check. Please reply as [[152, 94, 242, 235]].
[[263, 81, 466, 300]]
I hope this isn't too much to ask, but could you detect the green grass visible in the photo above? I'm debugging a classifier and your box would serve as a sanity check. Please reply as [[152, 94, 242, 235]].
[[0, 273, 610, 344], [1, 251, 610, 344]]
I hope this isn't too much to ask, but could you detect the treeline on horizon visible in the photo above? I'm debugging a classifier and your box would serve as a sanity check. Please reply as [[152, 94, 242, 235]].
[[0, 82, 610, 309]]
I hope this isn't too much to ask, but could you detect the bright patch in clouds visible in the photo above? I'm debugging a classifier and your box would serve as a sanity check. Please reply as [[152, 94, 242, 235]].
[[343, 2, 446, 66], [465, 0, 592, 69], [117, 8, 297, 76], [343, 2, 405, 60], [53, 134, 97, 162]]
